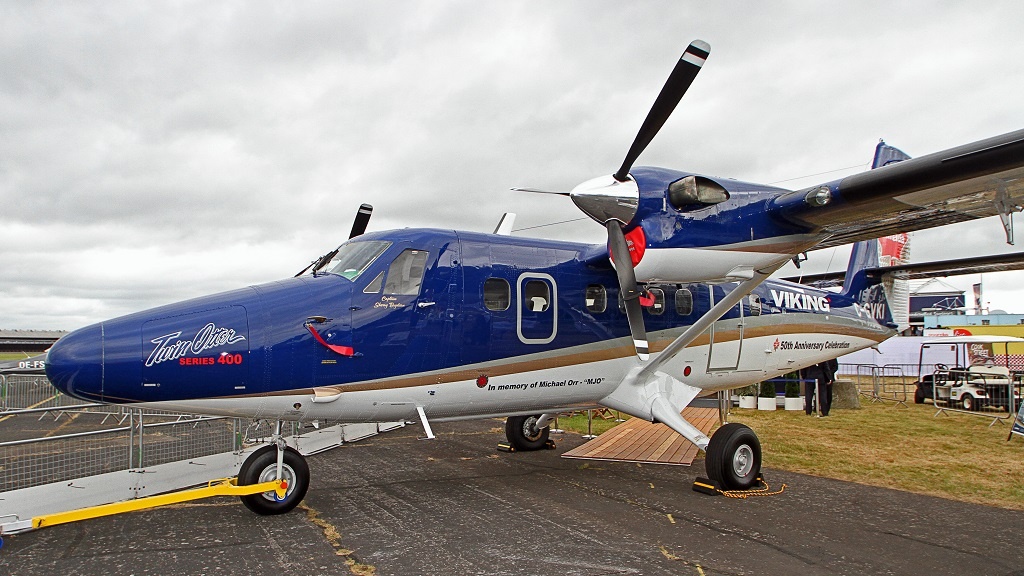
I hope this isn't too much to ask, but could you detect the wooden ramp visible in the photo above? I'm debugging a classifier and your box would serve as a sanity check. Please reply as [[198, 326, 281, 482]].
[[561, 407, 718, 466]]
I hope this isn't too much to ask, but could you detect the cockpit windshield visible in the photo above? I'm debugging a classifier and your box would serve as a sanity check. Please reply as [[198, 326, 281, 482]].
[[324, 240, 391, 280]]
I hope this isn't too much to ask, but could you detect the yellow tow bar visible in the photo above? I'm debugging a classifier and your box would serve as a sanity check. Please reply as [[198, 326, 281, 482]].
[[31, 477, 288, 530]]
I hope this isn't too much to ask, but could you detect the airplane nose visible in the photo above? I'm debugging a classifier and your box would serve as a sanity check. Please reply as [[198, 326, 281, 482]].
[[45, 323, 104, 401]]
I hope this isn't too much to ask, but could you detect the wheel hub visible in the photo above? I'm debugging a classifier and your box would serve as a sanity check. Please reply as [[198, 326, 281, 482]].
[[257, 463, 296, 502], [522, 416, 542, 441], [732, 444, 754, 478]]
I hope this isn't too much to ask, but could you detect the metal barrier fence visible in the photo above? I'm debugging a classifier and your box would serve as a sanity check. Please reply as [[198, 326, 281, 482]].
[[837, 362, 944, 380], [0, 406, 310, 493], [1, 374, 102, 413], [854, 364, 910, 407], [835, 362, 1024, 425], [927, 368, 1023, 426]]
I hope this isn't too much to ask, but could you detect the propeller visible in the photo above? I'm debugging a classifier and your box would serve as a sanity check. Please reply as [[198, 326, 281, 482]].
[[607, 221, 649, 361], [513, 41, 710, 360], [294, 203, 374, 277], [613, 40, 710, 183], [601, 40, 710, 360], [348, 203, 373, 239]]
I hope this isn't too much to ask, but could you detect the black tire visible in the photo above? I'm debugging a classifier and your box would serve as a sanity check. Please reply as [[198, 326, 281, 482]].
[[705, 423, 762, 491], [237, 445, 309, 515], [505, 415, 550, 451], [961, 394, 976, 411], [914, 387, 925, 404]]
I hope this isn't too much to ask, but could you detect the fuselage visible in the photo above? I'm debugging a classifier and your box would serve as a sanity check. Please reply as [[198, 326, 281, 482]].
[[45, 226, 894, 425]]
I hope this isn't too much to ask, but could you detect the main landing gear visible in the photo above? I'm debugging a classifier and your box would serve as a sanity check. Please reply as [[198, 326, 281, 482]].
[[704, 423, 762, 490], [505, 414, 552, 451], [237, 423, 310, 515]]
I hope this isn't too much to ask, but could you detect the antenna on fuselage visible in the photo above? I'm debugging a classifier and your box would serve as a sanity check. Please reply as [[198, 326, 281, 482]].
[[493, 213, 516, 235]]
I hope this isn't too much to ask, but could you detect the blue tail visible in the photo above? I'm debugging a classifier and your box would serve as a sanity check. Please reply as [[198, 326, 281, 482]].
[[871, 139, 912, 168], [840, 239, 893, 325], [838, 140, 914, 328]]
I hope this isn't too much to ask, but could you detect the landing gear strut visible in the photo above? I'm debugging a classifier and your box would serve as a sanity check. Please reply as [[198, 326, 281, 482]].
[[704, 423, 761, 490], [505, 414, 551, 451], [237, 425, 310, 515]]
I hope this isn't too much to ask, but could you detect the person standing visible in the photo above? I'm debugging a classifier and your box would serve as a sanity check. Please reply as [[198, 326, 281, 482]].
[[821, 358, 839, 416], [802, 362, 825, 415], [802, 359, 838, 416]]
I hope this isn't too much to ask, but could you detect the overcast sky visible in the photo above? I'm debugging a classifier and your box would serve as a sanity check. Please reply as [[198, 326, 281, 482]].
[[4, 2, 1024, 330]]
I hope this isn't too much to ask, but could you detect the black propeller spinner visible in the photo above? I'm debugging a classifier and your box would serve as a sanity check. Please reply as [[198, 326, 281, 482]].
[[517, 40, 710, 360]]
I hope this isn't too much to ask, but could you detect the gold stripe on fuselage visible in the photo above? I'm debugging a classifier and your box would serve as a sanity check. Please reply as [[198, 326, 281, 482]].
[[246, 315, 889, 399]]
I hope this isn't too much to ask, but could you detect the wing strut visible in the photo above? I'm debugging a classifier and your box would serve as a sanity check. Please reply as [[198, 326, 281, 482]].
[[639, 264, 782, 381], [994, 181, 1018, 245], [599, 263, 784, 441]]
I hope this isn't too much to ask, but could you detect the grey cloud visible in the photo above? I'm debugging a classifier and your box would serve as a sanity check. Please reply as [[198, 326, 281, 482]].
[[3, 1, 1024, 329]]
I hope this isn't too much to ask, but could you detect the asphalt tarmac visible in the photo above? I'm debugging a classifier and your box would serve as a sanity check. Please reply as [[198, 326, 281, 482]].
[[2, 418, 1023, 576]]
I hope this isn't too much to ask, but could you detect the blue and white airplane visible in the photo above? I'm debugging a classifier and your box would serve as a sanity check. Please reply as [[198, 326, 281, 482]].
[[43, 41, 1024, 514]]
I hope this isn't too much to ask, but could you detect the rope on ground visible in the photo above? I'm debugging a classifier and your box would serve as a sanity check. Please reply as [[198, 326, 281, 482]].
[[718, 479, 787, 499]]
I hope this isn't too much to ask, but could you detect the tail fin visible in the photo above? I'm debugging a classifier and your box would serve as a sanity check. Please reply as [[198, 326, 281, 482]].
[[840, 235, 910, 329], [871, 139, 912, 168], [839, 140, 914, 329]]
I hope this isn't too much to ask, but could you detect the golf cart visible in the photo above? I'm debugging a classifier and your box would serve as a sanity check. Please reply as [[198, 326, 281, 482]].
[[912, 335, 1024, 411]]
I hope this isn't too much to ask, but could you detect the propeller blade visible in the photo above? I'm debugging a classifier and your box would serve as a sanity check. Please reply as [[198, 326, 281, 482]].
[[295, 203, 373, 277], [511, 187, 571, 196], [613, 40, 710, 182], [606, 221, 649, 360], [349, 203, 373, 239]]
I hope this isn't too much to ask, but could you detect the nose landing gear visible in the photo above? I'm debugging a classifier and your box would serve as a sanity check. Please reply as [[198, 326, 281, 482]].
[[237, 423, 310, 515]]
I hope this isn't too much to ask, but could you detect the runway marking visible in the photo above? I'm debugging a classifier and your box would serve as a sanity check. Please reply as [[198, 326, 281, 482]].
[[0, 395, 58, 423], [44, 412, 81, 437], [299, 502, 377, 575], [658, 544, 708, 575]]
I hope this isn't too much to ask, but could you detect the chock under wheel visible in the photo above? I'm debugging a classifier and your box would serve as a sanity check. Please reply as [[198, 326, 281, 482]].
[[692, 473, 784, 499]]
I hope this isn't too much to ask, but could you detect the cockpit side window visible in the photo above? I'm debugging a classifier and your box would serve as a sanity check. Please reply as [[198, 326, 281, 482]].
[[383, 249, 429, 296], [324, 240, 391, 280], [363, 271, 384, 294]]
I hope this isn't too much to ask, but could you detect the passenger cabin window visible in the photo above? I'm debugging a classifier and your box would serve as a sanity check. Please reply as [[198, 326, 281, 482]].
[[749, 295, 762, 316], [585, 285, 607, 313], [675, 288, 693, 315], [383, 249, 428, 296], [646, 288, 665, 315], [523, 280, 550, 312], [483, 278, 510, 311]]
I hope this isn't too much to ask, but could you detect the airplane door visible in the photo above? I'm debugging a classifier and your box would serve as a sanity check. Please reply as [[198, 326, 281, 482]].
[[408, 242, 460, 367], [707, 287, 767, 372], [707, 285, 743, 372], [344, 243, 457, 380], [517, 273, 557, 344]]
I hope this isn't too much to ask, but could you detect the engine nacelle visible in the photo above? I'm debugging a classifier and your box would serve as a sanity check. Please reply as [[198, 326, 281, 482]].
[[607, 167, 820, 283]]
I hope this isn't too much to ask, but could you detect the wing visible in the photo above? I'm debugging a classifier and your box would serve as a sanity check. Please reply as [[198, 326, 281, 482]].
[[782, 250, 1024, 286], [769, 129, 1024, 248]]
